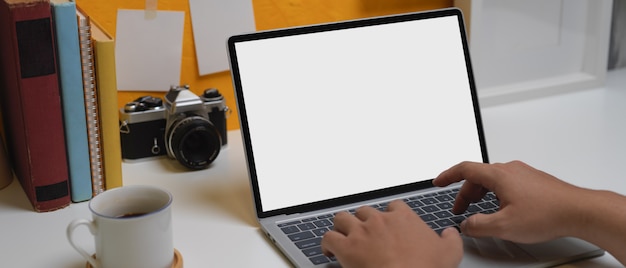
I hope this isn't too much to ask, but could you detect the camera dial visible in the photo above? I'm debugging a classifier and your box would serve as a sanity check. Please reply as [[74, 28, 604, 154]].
[[124, 96, 163, 112], [202, 88, 223, 101]]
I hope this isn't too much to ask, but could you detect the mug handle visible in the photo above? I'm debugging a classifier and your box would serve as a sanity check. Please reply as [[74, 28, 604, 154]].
[[66, 219, 98, 267]]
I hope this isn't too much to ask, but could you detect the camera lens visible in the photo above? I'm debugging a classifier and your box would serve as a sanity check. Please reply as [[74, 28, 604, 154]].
[[166, 116, 222, 169]]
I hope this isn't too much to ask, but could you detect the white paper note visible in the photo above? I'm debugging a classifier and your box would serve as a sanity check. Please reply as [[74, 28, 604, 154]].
[[188, 0, 256, 75], [115, 9, 185, 91]]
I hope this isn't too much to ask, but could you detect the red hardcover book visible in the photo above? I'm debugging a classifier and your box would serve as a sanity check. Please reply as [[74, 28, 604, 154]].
[[0, 0, 70, 212]]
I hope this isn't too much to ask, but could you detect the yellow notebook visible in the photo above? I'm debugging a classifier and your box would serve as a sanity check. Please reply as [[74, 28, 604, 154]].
[[92, 20, 123, 189]]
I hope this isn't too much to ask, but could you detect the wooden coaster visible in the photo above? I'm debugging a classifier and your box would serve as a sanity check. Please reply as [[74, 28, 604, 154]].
[[86, 248, 183, 268]]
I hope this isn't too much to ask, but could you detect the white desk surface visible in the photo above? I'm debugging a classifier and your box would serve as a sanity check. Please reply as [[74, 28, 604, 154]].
[[0, 68, 625, 268]]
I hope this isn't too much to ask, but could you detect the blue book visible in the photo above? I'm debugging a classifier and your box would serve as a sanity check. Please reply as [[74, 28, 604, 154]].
[[51, 0, 93, 202]]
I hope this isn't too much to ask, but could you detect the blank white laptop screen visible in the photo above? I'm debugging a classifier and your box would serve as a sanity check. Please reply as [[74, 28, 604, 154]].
[[233, 15, 483, 213]]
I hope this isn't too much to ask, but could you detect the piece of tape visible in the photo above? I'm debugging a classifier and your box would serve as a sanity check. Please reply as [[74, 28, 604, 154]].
[[145, 0, 158, 19]]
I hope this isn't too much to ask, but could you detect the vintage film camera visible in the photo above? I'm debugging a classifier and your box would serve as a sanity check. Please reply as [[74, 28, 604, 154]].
[[119, 85, 228, 169]]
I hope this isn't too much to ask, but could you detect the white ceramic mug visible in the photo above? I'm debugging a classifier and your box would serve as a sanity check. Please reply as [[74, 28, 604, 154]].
[[67, 185, 174, 268]]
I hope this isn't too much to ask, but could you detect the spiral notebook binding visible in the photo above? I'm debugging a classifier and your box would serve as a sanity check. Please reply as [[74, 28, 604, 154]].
[[77, 16, 105, 196]]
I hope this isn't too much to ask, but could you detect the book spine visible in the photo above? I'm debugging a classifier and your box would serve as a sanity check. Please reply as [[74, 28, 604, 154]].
[[0, 109, 12, 190], [77, 15, 104, 195], [51, 1, 93, 202], [0, 135, 13, 190], [94, 39, 123, 189], [0, 0, 71, 212]]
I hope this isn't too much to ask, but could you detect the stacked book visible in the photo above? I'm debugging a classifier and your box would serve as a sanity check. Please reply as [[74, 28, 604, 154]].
[[0, 0, 123, 212]]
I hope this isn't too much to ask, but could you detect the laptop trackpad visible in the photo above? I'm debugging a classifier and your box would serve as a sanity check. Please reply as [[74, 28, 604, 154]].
[[515, 237, 604, 262], [460, 236, 603, 267], [460, 236, 537, 267]]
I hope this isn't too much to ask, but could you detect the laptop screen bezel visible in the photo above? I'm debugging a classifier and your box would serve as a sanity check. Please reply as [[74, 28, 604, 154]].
[[227, 8, 488, 219]]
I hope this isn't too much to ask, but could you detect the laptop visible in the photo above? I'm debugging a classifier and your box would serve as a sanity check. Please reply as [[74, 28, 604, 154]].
[[227, 8, 604, 268]]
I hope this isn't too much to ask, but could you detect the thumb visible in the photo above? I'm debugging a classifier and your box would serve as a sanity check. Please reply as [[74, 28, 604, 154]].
[[440, 227, 464, 261], [460, 213, 504, 238], [441, 226, 462, 243]]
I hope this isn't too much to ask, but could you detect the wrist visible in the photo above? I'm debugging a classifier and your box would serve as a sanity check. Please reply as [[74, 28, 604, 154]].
[[546, 185, 626, 265], [565, 188, 615, 241], [556, 187, 598, 239]]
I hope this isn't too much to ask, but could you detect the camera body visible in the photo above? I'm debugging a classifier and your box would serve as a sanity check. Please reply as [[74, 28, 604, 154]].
[[119, 85, 228, 169]]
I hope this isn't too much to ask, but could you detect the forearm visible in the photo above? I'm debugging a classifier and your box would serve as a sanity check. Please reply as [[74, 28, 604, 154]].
[[568, 189, 626, 265]]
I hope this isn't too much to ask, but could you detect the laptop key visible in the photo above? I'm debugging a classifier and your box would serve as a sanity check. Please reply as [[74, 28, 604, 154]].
[[435, 195, 453, 202], [302, 217, 318, 222], [406, 200, 424, 208], [309, 255, 330, 265], [467, 204, 482, 213], [278, 220, 302, 227], [436, 202, 453, 210], [484, 192, 497, 200], [477, 201, 496, 210], [421, 197, 438, 205], [451, 215, 466, 224], [420, 214, 437, 222], [412, 207, 425, 215], [280, 225, 300, 234], [298, 222, 317, 231], [302, 246, 324, 257], [435, 218, 455, 228], [313, 219, 333, 228], [422, 205, 439, 213], [312, 227, 330, 237], [434, 210, 453, 219], [296, 237, 322, 249], [288, 231, 315, 241]]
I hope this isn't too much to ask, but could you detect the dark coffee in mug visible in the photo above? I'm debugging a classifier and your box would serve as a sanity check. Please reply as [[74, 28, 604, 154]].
[[115, 212, 148, 219]]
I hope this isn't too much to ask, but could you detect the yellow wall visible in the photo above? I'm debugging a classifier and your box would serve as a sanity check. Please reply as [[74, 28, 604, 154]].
[[75, 0, 453, 130]]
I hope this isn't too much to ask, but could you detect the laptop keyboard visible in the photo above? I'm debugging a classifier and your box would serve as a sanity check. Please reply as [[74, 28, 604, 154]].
[[277, 188, 499, 265]]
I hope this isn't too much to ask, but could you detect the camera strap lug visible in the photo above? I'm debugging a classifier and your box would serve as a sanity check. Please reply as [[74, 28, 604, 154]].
[[225, 106, 232, 118], [151, 138, 161, 155], [120, 120, 131, 134]]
